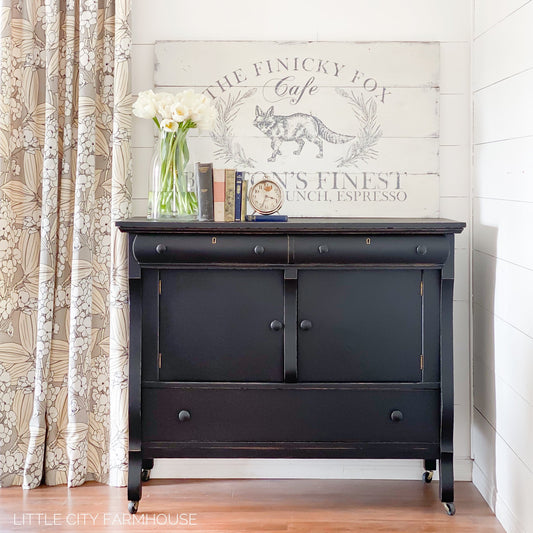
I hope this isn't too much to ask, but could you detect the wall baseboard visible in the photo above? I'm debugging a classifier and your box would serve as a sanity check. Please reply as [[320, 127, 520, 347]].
[[473, 462, 522, 533], [151, 457, 473, 481]]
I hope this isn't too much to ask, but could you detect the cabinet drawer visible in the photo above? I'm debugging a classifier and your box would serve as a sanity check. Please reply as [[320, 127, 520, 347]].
[[142, 387, 440, 444], [133, 234, 288, 264], [291, 235, 449, 264]]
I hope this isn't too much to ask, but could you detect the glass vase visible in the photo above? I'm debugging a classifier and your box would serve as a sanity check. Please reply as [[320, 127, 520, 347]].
[[148, 128, 198, 219]]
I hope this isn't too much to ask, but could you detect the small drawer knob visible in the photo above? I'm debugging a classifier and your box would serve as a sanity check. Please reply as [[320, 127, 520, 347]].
[[155, 244, 167, 254], [416, 245, 427, 256], [318, 244, 329, 254], [299, 320, 313, 331], [270, 320, 284, 331], [254, 245, 265, 255], [390, 410, 403, 422], [178, 410, 191, 423]]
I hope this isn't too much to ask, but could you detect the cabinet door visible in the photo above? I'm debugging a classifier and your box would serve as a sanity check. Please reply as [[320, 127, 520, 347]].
[[159, 269, 284, 382], [297, 270, 423, 382]]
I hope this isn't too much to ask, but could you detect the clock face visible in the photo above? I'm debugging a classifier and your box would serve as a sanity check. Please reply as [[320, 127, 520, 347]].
[[248, 179, 284, 215]]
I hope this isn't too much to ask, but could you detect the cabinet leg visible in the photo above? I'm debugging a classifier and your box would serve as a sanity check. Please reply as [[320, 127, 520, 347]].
[[128, 451, 142, 513], [141, 458, 154, 482], [142, 458, 154, 470], [424, 459, 436, 472], [423, 459, 436, 483], [439, 452, 454, 508]]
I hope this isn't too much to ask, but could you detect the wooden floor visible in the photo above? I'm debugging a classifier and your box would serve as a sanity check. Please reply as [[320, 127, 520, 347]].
[[0, 479, 503, 532]]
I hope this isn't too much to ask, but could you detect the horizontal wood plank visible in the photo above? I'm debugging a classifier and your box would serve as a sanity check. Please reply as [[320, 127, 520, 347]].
[[155, 41, 440, 88], [473, 69, 533, 144], [473, 2, 533, 91]]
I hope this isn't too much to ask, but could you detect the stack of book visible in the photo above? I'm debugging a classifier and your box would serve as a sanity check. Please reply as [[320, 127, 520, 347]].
[[196, 163, 248, 222]]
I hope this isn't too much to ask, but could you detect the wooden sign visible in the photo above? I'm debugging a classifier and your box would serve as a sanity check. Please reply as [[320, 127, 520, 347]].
[[155, 41, 440, 217]]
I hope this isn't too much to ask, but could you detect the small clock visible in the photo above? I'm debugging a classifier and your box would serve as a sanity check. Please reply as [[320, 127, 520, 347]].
[[248, 178, 284, 215]]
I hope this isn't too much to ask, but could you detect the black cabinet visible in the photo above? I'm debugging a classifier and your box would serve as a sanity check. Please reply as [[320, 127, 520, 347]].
[[117, 217, 465, 516]]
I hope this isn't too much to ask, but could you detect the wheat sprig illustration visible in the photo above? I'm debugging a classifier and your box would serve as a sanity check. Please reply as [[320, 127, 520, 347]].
[[210, 89, 256, 168], [335, 89, 382, 168]]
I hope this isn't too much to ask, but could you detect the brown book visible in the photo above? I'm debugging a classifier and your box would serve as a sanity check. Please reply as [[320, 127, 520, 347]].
[[224, 169, 236, 222]]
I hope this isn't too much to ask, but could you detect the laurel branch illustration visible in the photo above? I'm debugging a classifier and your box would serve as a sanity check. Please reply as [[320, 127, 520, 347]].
[[335, 89, 382, 168], [211, 89, 257, 168]]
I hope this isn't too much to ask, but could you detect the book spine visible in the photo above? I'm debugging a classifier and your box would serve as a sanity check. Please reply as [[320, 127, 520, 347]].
[[234, 172, 243, 221], [224, 169, 236, 222], [196, 162, 214, 221], [245, 214, 288, 222], [241, 180, 248, 220], [213, 168, 225, 222]]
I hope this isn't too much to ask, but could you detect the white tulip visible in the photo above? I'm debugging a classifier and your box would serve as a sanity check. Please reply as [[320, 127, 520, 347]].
[[196, 106, 217, 131], [154, 92, 176, 120], [161, 119, 179, 132], [132, 90, 157, 119], [178, 89, 196, 107], [171, 102, 191, 122], [190, 103, 208, 123]]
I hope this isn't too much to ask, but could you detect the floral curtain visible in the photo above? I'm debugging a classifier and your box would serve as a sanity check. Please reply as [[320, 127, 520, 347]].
[[0, 0, 131, 487]]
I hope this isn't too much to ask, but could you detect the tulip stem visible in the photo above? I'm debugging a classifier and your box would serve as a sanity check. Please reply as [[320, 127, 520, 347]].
[[152, 124, 198, 218]]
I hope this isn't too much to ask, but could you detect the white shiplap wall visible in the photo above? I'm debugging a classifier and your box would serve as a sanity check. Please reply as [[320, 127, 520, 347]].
[[472, 1, 533, 532], [131, 0, 472, 481]]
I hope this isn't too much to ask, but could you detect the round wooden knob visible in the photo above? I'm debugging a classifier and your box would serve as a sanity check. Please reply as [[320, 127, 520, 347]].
[[270, 320, 284, 331], [178, 410, 191, 422], [318, 244, 329, 254], [254, 245, 265, 255], [156, 244, 167, 254], [299, 320, 313, 331], [390, 410, 403, 422], [416, 245, 427, 256]]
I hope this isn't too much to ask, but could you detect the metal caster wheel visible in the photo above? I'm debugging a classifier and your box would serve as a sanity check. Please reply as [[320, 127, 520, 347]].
[[443, 502, 455, 516], [141, 469, 151, 482], [128, 501, 139, 514], [423, 470, 434, 483]]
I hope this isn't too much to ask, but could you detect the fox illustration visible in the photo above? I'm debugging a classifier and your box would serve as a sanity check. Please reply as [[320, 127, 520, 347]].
[[253, 105, 355, 162]]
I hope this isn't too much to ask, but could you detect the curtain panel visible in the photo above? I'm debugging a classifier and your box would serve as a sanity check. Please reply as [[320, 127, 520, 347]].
[[0, 0, 131, 487]]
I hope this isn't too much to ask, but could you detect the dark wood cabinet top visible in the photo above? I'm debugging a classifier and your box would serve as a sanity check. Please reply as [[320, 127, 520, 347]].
[[116, 217, 465, 235]]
